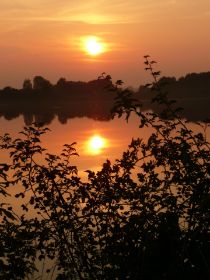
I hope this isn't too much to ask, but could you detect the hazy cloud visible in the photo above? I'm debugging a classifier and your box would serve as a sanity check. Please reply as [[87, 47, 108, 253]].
[[0, 0, 178, 25]]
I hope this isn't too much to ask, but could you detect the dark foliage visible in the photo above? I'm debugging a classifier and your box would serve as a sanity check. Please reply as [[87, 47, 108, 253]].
[[0, 57, 210, 279]]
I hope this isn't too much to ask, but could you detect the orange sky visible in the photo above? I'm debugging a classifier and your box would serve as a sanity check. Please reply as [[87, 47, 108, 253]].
[[0, 0, 210, 88]]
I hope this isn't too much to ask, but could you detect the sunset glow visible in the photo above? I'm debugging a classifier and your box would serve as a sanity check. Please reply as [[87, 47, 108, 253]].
[[0, 1, 210, 88], [83, 36, 105, 56], [87, 135, 106, 155]]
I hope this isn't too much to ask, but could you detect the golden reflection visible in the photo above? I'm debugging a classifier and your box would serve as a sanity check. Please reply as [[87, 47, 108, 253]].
[[86, 135, 107, 155]]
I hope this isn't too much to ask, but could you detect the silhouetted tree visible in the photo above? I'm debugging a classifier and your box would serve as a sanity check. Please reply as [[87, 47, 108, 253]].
[[22, 79, 33, 91], [33, 76, 52, 91], [2, 86, 18, 95], [56, 77, 67, 88], [0, 57, 210, 279]]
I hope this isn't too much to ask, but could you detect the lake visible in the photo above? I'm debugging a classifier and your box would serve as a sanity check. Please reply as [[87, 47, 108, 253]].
[[0, 114, 151, 177], [1, 109, 209, 178]]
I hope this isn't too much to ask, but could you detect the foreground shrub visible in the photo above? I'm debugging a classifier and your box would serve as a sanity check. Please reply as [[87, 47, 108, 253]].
[[0, 57, 210, 279]]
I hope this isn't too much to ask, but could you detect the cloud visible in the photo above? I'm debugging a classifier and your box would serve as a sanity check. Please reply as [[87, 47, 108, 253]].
[[2, 0, 208, 27], [0, 0, 176, 25]]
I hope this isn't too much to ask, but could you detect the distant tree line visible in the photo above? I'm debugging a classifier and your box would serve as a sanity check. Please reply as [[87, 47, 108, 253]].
[[138, 71, 210, 99], [0, 71, 210, 125], [0, 75, 115, 125], [1, 71, 210, 98]]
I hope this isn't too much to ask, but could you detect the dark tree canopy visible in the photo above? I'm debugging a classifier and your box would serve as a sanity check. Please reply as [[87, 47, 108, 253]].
[[33, 76, 52, 91], [23, 79, 33, 91]]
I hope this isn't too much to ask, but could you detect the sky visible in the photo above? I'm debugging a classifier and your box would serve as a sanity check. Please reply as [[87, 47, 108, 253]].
[[0, 0, 210, 88]]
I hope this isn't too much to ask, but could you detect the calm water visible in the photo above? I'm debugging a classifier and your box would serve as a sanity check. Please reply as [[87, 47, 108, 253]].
[[0, 114, 152, 177], [1, 114, 209, 178]]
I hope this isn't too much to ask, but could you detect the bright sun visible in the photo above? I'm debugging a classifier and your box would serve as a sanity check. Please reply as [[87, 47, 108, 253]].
[[84, 36, 105, 56], [87, 135, 106, 154]]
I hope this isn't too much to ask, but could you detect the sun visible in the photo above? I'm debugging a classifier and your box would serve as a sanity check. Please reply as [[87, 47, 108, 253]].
[[83, 36, 105, 56], [87, 135, 106, 154]]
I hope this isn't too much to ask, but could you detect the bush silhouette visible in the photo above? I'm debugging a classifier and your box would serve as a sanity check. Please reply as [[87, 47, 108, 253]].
[[0, 56, 210, 279]]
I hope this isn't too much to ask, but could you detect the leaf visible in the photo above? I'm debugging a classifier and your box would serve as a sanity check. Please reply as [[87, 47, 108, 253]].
[[1, 208, 16, 220]]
